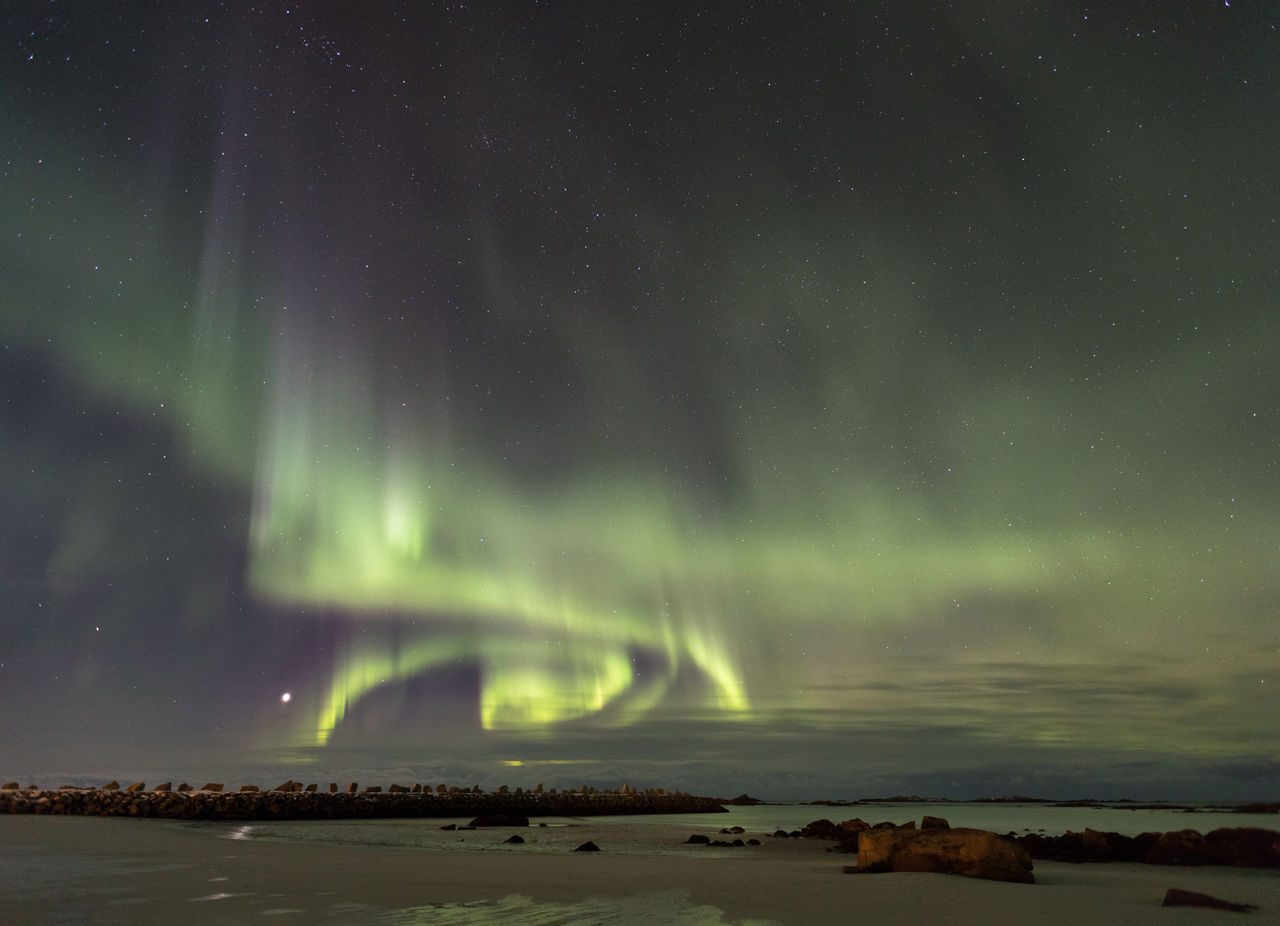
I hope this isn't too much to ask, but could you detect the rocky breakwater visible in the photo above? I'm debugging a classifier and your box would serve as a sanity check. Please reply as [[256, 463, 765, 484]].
[[0, 781, 728, 821]]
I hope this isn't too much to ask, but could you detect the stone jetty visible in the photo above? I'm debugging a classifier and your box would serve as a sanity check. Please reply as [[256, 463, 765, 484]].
[[0, 781, 727, 821]]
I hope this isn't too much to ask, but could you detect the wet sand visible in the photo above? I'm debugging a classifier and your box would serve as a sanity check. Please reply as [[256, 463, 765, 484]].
[[2, 815, 1277, 924]]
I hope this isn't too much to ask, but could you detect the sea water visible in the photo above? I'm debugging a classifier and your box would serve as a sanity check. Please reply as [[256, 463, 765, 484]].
[[226, 801, 1278, 850], [216, 803, 1275, 924]]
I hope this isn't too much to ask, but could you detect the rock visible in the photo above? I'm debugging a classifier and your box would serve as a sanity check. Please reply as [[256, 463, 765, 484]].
[[200, 783, 223, 792], [574, 841, 601, 852], [126, 782, 145, 793], [1203, 827, 1280, 868], [1237, 802, 1278, 814], [921, 815, 950, 830], [177, 783, 193, 792], [103, 781, 120, 791], [468, 814, 529, 828], [801, 819, 841, 840], [719, 825, 745, 834], [328, 783, 339, 793], [857, 827, 1035, 883], [721, 794, 763, 805], [240, 785, 260, 792], [504, 835, 525, 844], [1146, 829, 1204, 865], [747, 839, 761, 846], [772, 829, 790, 838], [1162, 888, 1257, 912], [687, 834, 711, 844], [364, 786, 382, 793], [154, 782, 172, 792], [1016, 829, 1151, 863], [304, 783, 317, 793], [440, 824, 457, 830], [389, 783, 409, 793], [273, 780, 298, 792], [347, 782, 358, 794], [1, 782, 19, 790]]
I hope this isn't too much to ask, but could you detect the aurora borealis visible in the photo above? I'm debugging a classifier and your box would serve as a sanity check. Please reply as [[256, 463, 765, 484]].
[[2, 3, 1277, 799]]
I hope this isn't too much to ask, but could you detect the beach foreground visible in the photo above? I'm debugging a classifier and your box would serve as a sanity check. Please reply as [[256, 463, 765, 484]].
[[2, 815, 1277, 925]]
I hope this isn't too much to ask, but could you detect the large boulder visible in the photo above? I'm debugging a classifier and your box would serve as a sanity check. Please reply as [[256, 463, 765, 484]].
[[857, 827, 1035, 883]]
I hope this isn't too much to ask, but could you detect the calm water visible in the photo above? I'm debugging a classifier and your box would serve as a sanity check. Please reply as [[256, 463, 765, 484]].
[[221, 801, 1278, 853]]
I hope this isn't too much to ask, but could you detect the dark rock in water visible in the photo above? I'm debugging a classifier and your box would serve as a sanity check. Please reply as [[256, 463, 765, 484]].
[[468, 814, 529, 828], [1162, 888, 1256, 912], [801, 819, 841, 840], [272, 780, 297, 792], [389, 783, 410, 793], [719, 825, 745, 834], [364, 786, 382, 793], [921, 815, 950, 830], [1, 783, 19, 790], [347, 782, 358, 794], [177, 783, 192, 792], [504, 834, 525, 844], [721, 793, 763, 805], [103, 781, 120, 791], [200, 783, 223, 792], [772, 829, 790, 838], [747, 839, 761, 846], [858, 827, 1035, 883], [328, 783, 339, 793], [687, 834, 711, 844], [240, 785, 260, 793], [304, 783, 317, 793], [154, 782, 172, 793], [574, 841, 601, 852], [440, 823, 457, 830], [126, 782, 145, 793]]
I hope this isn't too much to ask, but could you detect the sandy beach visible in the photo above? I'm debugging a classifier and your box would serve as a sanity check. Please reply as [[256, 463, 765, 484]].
[[2, 815, 1277, 925]]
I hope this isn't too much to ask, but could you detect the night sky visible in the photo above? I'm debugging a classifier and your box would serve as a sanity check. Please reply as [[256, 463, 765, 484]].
[[2, 2, 1277, 800]]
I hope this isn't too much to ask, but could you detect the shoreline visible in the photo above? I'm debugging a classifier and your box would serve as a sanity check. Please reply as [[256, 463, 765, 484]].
[[3, 814, 1278, 925]]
